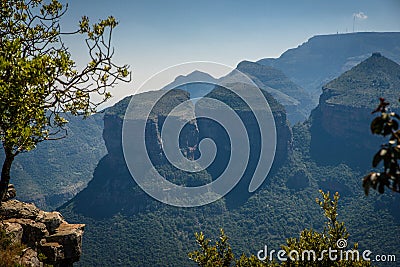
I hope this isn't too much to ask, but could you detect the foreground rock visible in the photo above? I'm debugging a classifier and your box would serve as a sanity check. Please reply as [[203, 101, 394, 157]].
[[0, 199, 84, 267], [1, 183, 17, 201]]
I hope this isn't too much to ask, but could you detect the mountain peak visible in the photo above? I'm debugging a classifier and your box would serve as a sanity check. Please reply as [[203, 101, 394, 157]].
[[372, 52, 382, 57], [237, 60, 261, 68], [162, 70, 217, 92], [187, 70, 215, 78], [162, 70, 217, 99], [323, 53, 400, 108]]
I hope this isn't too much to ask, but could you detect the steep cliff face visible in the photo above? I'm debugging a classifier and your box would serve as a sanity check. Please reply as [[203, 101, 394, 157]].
[[197, 84, 292, 207], [1, 197, 84, 266], [65, 90, 206, 217], [310, 53, 400, 169], [64, 84, 292, 217]]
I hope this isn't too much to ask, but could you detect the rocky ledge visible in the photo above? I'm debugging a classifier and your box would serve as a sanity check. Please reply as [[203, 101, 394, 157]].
[[0, 194, 84, 267]]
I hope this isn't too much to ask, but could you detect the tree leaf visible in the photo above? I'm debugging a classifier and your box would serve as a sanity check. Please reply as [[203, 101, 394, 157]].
[[370, 117, 384, 134]]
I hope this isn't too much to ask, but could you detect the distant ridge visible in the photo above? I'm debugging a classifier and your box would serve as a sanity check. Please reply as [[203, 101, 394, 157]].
[[232, 60, 314, 123], [163, 63, 314, 124], [162, 70, 217, 99], [258, 32, 400, 102]]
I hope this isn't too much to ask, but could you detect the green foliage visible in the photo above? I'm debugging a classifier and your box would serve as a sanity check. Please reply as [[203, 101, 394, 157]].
[[189, 191, 371, 267], [363, 97, 400, 194], [189, 229, 235, 267], [281, 191, 370, 267], [0, 0, 129, 153], [0, 0, 129, 200], [188, 229, 278, 267], [0, 224, 12, 250]]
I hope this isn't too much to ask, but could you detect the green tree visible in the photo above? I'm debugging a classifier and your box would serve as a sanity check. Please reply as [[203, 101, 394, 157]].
[[189, 229, 235, 267], [189, 191, 371, 266], [363, 97, 400, 195], [281, 191, 370, 267], [0, 0, 130, 202]]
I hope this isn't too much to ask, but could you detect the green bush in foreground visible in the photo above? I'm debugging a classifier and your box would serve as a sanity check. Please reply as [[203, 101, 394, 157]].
[[189, 190, 371, 267]]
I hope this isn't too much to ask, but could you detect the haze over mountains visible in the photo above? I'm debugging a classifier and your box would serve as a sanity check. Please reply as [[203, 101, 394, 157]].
[[60, 51, 400, 266], [162, 32, 400, 124], [5, 32, 400, 266], [258, 32, 400, 102], [162, 70, 217, 100], [0, 114, 106, 209], [161, 63, 314, 124], [6, 33, 400, 209]]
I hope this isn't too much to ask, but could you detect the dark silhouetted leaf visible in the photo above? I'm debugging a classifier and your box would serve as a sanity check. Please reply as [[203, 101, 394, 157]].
[[378, 182, 385, 194], [392, 119, 399, 130], [372, 149, 386, 167], [370, 117, 384, 134]]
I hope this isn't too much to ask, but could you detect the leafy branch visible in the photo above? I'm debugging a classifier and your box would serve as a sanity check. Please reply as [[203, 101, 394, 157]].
[[363, 97, 400, 195]]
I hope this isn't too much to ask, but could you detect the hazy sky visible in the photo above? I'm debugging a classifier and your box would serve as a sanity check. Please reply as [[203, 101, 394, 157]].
[[60, 0, 400, 107]]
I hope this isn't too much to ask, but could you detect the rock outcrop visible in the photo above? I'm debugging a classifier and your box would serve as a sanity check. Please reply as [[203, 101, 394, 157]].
[[1, 183, 17, 201], [0, 199, 84, 267]]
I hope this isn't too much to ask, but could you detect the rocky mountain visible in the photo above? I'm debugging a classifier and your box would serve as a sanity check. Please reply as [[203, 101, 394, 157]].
[[198, 83, 291, 207], [61, 85, 291, 217], [0, 114, 106, 210], [62, 90, 212, 217], [232, 60, 314, 123], [258, 32, 400, 103], [5, 32, 400, 212], [3, 32, 400, 266], [59, 106, 400, 267], [310, 53, 400, 169], [58, 64, 400, 266], [163, 64, 313, 124]]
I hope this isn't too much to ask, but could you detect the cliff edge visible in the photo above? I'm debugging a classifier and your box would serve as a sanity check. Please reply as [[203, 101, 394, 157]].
[[0, 187, 84, 267]]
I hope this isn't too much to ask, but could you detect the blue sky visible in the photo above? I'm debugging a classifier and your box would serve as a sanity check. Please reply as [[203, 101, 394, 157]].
[[60, 0, 400, 106]]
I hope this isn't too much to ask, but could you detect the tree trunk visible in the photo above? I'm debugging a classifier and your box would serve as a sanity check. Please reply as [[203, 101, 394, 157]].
[[0, 148, 14, 204]]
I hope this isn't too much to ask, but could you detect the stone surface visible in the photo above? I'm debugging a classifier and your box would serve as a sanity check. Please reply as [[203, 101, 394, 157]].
[[0, 199, 40, 219], [18, 248, 43, 267], [3, 221, 23, 244], [37, 210, 64, 234], [45, 222, 85, 264], [2, 183, 17, 201], [0, 199, 84, 266], [38, 241, 64, 263], [5, 218, 48, 247]]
